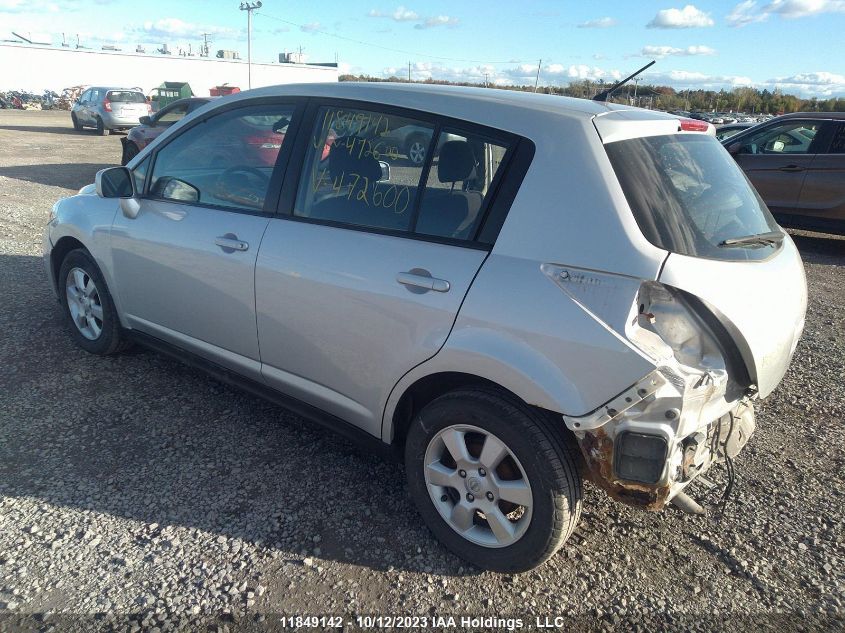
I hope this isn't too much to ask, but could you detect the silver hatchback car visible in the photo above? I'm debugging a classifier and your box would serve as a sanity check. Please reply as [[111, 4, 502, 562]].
[[44, 83, 807, 572], [71, 86, 150, 135]]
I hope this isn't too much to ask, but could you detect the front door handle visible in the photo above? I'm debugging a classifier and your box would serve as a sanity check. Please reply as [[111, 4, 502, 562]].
[[215, 235, 249, 252], [779, 164, 804, 172], [397, 270, 451, 293]]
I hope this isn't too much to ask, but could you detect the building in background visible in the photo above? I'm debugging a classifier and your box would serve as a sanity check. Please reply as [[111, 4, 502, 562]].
[[0, 42, 338, 96]]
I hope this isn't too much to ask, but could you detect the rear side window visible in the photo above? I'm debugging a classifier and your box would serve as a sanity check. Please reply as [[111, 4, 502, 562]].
[[108, 91, 146, 104], [149, 104, 296, 212], [416, 131, 509, 240], [829, 123, 845, 154], [294, 106, 434, 232], [605, 134, 780, 261]]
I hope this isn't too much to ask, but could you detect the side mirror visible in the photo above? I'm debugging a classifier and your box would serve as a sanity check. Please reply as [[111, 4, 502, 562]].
[[139, 115, 152, 125], [153, 176, 200, 203], [378, 160, 391, 182], [95, 167, 134, 199], [727, 142, 742, 156]]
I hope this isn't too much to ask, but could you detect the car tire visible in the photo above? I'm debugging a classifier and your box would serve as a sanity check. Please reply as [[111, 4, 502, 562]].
[[122, 141, 140, 166], [71, 112, 82, 131], [404, 387, 582, 573], [58, 249, 130, 355], [405, 134, 428, 165], [96, 117, 110, 136]]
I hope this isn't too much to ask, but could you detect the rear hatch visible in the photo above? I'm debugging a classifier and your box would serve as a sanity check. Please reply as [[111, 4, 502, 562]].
[[596, 110, 807, 398], [107, 90, 148, 120]]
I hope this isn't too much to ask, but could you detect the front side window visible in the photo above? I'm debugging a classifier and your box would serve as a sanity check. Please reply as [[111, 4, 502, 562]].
[[739, 120, 821, 155], [132, 155, 150, 193], [149, 104, 296, 211], [605, 134, 780, 261], [294, 106, 434, 232], [415, 130, 509, 240]]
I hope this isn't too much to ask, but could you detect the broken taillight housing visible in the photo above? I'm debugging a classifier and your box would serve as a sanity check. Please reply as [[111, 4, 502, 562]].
[[103, 98, 112, 112]]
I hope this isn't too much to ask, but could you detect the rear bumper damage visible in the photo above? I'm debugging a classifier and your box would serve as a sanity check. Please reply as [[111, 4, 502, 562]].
[[564, 368, 755, 511]]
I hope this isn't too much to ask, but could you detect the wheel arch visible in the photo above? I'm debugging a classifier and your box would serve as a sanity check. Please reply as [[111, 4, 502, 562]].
[[50, 236, 88, 294]]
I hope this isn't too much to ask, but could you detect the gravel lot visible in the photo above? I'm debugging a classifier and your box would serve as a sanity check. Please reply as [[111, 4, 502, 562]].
[[1, 109, 843, 632]]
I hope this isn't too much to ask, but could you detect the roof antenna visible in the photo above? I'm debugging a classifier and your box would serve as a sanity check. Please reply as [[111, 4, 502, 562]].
[[593, 60, 655, 102]]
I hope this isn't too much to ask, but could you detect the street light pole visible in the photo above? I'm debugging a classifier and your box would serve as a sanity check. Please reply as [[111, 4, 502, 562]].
[[239, 1, 262, 89]]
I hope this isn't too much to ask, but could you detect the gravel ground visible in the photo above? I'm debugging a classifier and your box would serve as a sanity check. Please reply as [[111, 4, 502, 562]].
[[1, 110, 843, 632]]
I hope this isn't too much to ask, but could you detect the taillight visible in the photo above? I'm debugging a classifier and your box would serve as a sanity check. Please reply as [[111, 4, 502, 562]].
[[679, 118, 709, 132], [103, 98, 112, 112]]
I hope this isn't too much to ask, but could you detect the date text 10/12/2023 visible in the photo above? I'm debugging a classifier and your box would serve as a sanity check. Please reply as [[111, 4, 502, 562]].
[[278, 615, 584, 629]]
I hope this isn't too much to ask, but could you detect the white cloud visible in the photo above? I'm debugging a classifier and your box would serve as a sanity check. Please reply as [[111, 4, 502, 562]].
[[577, 17, 618, 28], [725, 0, 770, 25], [414, 15, 458, 29], [641, 44, 717, 57], [367, 6, 420, 21], [768, 70, 845, 95], [140, 18, 239, 40], [766, 0, 845, 17], [647, 5, 715, 28], [300, 22, 322, 33], [727, 0, 845, 26]]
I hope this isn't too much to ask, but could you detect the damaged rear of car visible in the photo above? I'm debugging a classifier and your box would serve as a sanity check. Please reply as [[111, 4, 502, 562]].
[[561, 111, 807, 512]]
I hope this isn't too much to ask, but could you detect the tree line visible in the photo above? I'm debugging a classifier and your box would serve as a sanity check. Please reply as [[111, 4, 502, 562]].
[[339, 74, 845, 114]]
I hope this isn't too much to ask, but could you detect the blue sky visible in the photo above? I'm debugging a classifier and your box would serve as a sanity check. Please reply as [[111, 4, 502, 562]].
[[2, 0, 844, 96]]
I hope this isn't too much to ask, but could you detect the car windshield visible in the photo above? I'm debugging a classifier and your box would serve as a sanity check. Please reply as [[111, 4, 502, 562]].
[[605, 133, 780, 261], [108, 91, 146, 103]]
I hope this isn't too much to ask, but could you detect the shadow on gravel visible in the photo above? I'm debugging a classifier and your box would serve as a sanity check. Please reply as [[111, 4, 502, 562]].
[[0, 124, 97, 136], [0, 253, 478, 577], [0, 162, 113, 189], [788, 230, 845, 266]]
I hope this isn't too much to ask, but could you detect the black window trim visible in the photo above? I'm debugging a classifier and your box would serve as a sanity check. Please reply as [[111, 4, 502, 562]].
[[275, 96, 535, 250], [140, 96, 308, 217]]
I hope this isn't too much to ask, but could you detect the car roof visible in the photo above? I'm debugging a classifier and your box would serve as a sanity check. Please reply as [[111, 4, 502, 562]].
[[223, 81, 677, 130], [774, 111, 845, 121], [90, 86, 144, 93]]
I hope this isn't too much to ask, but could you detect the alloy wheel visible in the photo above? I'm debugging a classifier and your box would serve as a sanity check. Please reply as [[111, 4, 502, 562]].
[[423, 424, 533, 548], [408, 141, 427, 165], [65, 267, 104, 340]]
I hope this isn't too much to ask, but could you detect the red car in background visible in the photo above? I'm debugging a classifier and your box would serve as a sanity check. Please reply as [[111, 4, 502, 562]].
[[122, 98, 212, 165]]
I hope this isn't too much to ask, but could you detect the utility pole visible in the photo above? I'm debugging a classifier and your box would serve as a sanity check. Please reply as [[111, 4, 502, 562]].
[[408, 61, 411, 82], [533, 59, 542, 92], [201, 33, 212, 57], [484, 72, 489, 88], [632, 77, 641, 106], [239, 1, 262, 89]]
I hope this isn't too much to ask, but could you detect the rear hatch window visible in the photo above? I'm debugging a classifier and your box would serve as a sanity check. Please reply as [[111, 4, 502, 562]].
[[605, 134, 780, 261], [108, 91, 146, 103]]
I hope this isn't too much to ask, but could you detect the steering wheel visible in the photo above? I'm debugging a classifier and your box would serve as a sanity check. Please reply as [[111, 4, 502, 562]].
[[217, 166, 270, 187], [212, 166, 271, 209]]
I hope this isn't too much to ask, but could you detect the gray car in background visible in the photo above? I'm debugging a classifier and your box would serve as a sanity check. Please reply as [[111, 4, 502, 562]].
[[71, 86, 150, 136], [45, 83, 807, 572]]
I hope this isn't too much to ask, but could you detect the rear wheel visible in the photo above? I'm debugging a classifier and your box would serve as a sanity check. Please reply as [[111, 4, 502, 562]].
[[404, 387, 582, 572], [96, 117, 110, 136], [71, 112, 82, 131], [405, 134, 428, 165], [58, 249, 129, 355]]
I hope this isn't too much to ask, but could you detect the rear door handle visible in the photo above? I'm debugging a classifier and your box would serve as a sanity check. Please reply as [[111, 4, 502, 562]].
[[397, 270, 451, 293], [215, 236, 249, 252], [779, 165, 804, 172]]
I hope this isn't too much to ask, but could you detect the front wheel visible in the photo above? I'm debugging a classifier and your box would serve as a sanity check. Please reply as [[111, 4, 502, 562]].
[[405, 388, 582, 572], [58, 249, 129, 355], [405, 134, 428, 165]]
